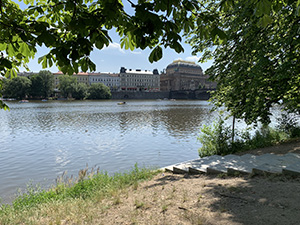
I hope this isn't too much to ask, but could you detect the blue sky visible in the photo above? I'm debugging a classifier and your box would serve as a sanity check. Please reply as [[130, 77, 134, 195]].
[[14, 0, 213, 73]]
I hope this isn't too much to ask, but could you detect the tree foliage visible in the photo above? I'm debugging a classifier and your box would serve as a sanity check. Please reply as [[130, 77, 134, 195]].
[[88, 83, 111, 99], [30, 74, 43, 97], [71, 82, 89, 100], [187, 0, 300, 124], [38, 70, 54, 98], [30, 70, 53, 98], [3, 76, 31, 99], [58, 75, 77, 98]]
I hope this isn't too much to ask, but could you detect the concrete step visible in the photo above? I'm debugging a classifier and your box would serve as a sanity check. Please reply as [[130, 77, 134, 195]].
[[282, 166, 300, 176], [174, 155, 223, 174], [252, 153, 300, 175], [206, 154, 241, 174], [162, 153, 300, 176], [164, 158, 199, 173]]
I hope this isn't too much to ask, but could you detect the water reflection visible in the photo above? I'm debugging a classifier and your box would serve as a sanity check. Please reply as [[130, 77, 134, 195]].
[[0, 100, 215, 204]]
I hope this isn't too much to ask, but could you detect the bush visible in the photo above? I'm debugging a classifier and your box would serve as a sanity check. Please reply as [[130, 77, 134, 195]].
[[87, 83, 111, 99], [197, 117, 232, 157], [198, 118, 289, 158], [276, 112, 300, 138]]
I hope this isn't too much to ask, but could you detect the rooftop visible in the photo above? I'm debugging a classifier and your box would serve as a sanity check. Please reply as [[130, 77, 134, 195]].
[[167, 60, 203, 70]]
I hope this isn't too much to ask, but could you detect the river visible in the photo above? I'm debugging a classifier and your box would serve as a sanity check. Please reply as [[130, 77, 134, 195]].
[[0, 100, 222, 204]]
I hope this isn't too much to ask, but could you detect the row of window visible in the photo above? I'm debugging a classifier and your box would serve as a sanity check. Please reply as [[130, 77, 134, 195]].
[[126, 83, 159, 87], [124, 79, 159, 82], [122, 74, 157, 78]]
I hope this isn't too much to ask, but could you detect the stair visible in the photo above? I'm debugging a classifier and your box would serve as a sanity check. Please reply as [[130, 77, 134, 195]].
[[163, 153, 300, 176]]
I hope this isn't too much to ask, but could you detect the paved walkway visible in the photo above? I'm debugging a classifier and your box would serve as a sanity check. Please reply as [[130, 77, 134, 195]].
[[163, 152, 300, 176]]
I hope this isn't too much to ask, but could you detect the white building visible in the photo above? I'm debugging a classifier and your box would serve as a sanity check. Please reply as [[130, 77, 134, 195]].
[[89, 72, 120, 91], [119, 67, 160, 92]]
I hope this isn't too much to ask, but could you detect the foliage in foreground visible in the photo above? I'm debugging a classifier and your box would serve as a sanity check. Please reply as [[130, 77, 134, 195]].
[[0, 164, 158, 224], [198, 114, 300, 158], [188, 0, 300, 124]]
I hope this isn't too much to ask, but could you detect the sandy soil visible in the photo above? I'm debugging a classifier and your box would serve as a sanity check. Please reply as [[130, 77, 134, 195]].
[[94, 140, 300, 225]]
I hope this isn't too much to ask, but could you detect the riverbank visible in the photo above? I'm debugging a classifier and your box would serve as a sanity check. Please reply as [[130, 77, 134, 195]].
[[1, 140, 300, 224]]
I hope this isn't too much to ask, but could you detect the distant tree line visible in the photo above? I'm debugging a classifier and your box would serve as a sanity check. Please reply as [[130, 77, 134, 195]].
[[58, 75, 111, 100], [1, 71, 111, 100]]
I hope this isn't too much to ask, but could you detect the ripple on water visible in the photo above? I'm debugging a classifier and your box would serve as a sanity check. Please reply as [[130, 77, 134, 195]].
[[0, 100, 216, 204]]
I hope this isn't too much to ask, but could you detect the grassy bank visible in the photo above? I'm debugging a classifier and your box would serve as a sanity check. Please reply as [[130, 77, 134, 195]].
[[0, 164, 159, 224]]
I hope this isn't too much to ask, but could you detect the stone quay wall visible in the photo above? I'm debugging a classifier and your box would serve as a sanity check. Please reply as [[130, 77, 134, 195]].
[[111, 89, 213, 100]]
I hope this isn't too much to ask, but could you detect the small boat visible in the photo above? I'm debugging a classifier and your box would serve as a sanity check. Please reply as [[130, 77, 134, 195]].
[[19, 100, 29, 103], [117, 102, 126, 105], [41, 99, 47, 102]]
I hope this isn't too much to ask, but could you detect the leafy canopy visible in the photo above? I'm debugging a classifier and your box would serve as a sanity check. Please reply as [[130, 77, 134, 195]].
[[187, 0, 300, 124]]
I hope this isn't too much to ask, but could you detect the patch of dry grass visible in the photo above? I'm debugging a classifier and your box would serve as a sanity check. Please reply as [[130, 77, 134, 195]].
[[2, 172, 300, 224]]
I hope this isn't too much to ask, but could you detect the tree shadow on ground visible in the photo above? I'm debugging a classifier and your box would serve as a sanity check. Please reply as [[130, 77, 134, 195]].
[[195, 173, 300, 225]]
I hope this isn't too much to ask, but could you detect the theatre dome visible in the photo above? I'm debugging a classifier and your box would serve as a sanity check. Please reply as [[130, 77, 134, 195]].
[[166, 60, 203, 75]]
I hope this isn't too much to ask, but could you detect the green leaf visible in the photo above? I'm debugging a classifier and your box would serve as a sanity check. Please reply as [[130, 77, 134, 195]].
[[0, 58, 12, 69], [19, 43, 31, 57], [7, 44, 16, 57], [255, 0, 272, 17], [81, 59, 88, 72], [120, 32, 135, 51], [95, 40, 104, 49], [260, 14, 272, 27], [149, 46, 162, 63], [0, 43, 7, 51]]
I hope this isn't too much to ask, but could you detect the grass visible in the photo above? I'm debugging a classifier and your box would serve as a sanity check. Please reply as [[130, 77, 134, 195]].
[[0, 164, 159, 225]]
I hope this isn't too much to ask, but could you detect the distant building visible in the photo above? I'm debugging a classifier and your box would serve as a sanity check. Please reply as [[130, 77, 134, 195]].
[[75, 72, 89, 85], [89, 72, 120, 91], [160, 60, 216, 91], [17, 72, 35, 78], [52, 71, 62, 88], [119, 67, 160, 92], [52, 71, 121, 91]]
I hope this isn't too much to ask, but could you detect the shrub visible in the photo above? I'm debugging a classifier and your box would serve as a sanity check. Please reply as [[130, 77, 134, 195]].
[[276, 112, 300, 138], [198, 118, 289, 158], [197, 117, 232, 157]]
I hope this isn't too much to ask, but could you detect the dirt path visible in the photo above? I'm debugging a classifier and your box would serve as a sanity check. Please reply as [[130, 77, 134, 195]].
[[234, 138, 300, 156], [95, 140, 300, 224]]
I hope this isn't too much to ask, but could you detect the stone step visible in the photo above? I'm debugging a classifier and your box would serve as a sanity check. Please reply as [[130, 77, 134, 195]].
[[228, 154, 282, 174], [205, 154, 241, 174], [252, 153, 300, 175], [174, 155, 223, 174], [162, 153, 300, 176], [164, 158, 199, 173], [282, 166, 300, 176]]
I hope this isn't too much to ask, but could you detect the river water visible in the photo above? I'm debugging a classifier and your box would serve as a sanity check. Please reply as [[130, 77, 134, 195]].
[[0, 100, 222, 204]]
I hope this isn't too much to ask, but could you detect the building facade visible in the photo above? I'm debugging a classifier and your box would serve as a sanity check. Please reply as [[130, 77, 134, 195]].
[[160, 60, 216, 91], [119, 67, 160, 92], [53, 72, 120, 91], [89, 72, 120, 91]]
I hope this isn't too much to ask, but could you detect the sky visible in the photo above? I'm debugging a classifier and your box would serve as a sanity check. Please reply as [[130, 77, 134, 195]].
[[14, 0, 213, 74]]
